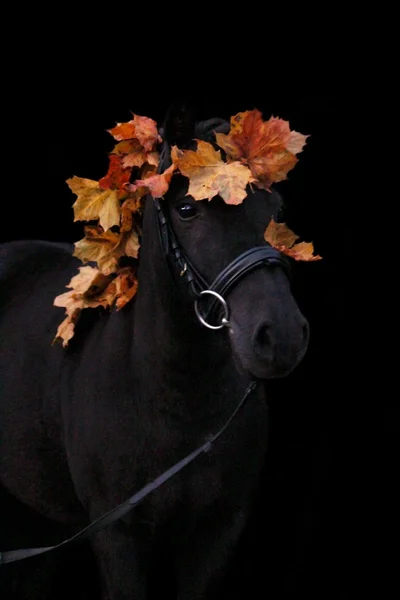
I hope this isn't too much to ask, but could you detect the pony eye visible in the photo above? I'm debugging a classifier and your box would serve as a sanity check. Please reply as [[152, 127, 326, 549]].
[[176, 202, 198, 220]]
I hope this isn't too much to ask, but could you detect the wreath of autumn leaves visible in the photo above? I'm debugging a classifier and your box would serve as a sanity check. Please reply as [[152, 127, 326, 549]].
[[53, 109, 322, 347]]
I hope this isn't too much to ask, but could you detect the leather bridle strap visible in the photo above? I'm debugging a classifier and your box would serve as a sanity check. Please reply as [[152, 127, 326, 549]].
[[0, 381, 258, 565], [200, 246, 291, 325]]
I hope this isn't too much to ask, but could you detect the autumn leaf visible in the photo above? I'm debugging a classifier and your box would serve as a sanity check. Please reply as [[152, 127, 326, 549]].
[[131, 114, 162, 151], [264, 218, 322, 261], [286, 131, 309, 154], [108, 121, 136, 141], [53, 306, 81, 347], [124, 228, 140, 258], [127, 163, 176, 198], [67, 176, 121, 232], [216, 109, 308, 189], [112, 267, 138, 310], [66, 265, 113, 296], [53, 266, 113, 346], [108, 114, 161, 151], [73, 226, 125, 275], [120, 191, 146, 232], [172, 141, 253, 205], [112, 139, 160, 170], [98, 155, 132, 192]]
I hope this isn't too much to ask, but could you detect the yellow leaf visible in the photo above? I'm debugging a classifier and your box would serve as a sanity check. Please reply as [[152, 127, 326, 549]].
[[67, 176, 120, 231], [73, 226, 124, 275], [172, 140, 253, 205], [264, 218, 299, 250], [264, 218, 322, 261], [53, 307, 81, 347]]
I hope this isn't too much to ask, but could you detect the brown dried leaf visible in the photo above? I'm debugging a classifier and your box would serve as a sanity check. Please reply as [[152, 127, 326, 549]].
[[66, 265, 112, 296], [73, 226, 125, 275], [264, 218, 322, 261], [53, 307, 81, 347], [113, 267, 139, 309], [53, 266, 114, 346]]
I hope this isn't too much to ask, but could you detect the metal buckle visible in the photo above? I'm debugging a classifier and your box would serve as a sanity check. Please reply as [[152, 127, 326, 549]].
[[194, 290, 231, 330]]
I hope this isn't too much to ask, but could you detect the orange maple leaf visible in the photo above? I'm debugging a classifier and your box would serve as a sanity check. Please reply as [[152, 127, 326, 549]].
[[112, 139, 160, 170], [264, 218, 322, 261], [108, 121, 136, 141], [99, 155, 132, 193], [108, 114, 161, 151], [127, 164, 176, 199], [131, 114, 162, 151], [216, 109, 309, 189], [171, 141, 253, 205]]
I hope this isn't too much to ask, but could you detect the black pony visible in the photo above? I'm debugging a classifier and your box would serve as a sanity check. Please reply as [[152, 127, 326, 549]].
[[0, 107, 310, 599]]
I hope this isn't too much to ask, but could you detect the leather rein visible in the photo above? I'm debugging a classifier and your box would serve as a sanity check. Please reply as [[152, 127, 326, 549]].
[[0, 192, 291, 566]]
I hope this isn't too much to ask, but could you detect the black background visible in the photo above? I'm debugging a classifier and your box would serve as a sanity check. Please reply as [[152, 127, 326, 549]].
[[1, 50, 357, 599]]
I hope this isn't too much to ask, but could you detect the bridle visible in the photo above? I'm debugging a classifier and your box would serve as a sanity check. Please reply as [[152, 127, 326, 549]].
[[154, 196, 291, 330], [0, 140, 292, 566]]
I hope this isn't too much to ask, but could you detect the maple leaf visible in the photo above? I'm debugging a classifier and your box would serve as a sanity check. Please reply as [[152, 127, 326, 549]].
[[264, 218, 322, 261], [131, 114, 162, 151], [73, 226, 125, 275], [53, 266, 113, 346], [287, 130, 309, 154], [120, 191, 146, 232], [127, 163, 176, 199], [110, 266, 138, 310], [112, 139, 160, 170], [108, 121, 136, 141], [66, 265, 113, 296], [172, 141, 253, 205], [67, 176, 121, 232], [53, 305, 81, 347], [108, 114, 161, 151], [216, 109, 308, 189], [98, 155, 132, 192]]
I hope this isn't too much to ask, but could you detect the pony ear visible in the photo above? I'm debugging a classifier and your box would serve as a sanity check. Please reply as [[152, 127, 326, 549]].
[[162, 99, 197, 147]]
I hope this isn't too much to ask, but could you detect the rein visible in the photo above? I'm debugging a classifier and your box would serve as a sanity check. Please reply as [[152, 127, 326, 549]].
[[1, 171, 291, 566], [1, 381, 258, 565]]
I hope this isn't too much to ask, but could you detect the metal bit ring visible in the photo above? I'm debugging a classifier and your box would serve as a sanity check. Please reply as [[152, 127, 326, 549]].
[[194, 290, 230, 330]]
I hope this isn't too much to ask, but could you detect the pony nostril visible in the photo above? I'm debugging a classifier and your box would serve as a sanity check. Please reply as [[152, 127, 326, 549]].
[[255, 324, 271, 349]]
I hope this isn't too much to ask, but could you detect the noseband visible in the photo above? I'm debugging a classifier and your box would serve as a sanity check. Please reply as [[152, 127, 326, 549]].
[[154, 197, 291, 330]]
